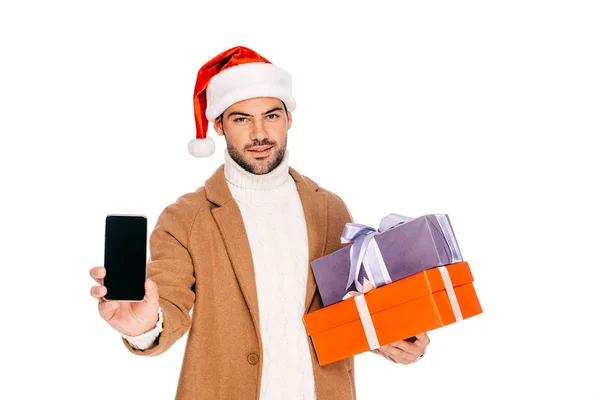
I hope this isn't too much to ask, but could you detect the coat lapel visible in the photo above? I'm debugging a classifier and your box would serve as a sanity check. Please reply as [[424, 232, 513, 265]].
[[205, 165, 261, 333], [289, 167, 329, 314], [204, 165, 329, 336]]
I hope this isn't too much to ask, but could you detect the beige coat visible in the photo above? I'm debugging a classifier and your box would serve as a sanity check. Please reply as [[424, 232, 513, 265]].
[[123, 164, 358, 399]]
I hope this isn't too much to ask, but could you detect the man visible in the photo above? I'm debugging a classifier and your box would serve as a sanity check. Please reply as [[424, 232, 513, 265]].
[[89, 46, 430, 400]]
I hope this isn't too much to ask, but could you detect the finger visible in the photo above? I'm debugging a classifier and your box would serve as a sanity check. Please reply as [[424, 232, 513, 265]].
[[372, 348, 396, 363], [98, 299, 118, 321], [415, 333, 431, 347], [90, 266, 106, 285], [379, 345, 418, 365], [390, 339, 425, 356], [90, 285, 107, 299], [143, 279, 159, 306]]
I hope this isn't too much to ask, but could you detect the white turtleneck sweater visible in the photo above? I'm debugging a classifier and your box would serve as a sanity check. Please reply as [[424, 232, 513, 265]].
[[123, 149, 316, 400]]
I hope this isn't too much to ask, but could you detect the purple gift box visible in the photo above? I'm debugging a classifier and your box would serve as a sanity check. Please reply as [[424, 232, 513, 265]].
[[311, 214, 463, 307]]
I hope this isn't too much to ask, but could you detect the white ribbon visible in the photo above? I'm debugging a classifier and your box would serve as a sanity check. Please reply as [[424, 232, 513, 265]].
[[348, 266, 463, 353], [438, 266, 463, 322], [344, 278, 381, 350], [354, 293, 381, 350], [363, 240, 392, 287]]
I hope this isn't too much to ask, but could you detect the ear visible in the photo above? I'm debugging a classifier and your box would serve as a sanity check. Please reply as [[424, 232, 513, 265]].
[[286, 111, 293, 130], [214, 116, 225, 137]]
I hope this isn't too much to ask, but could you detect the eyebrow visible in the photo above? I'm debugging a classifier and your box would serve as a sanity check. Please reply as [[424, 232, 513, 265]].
[[226, 107, 284, 119]]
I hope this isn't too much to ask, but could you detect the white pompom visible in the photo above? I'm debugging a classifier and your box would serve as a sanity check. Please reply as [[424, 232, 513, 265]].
[[188, 137, 216, 158]]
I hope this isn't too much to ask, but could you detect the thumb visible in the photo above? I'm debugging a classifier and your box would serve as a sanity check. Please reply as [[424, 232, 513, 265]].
[[144, 279, 159, 306]]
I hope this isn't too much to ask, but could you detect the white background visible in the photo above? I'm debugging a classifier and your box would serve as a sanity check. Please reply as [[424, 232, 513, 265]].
[[1, 1, 598, 399]]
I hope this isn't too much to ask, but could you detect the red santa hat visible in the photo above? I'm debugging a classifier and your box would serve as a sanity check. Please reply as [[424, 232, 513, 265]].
[[188, 46, 296, 158]]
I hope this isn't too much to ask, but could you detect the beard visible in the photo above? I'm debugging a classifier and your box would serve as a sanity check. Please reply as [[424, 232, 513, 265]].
[[226, 137, 287, 175]]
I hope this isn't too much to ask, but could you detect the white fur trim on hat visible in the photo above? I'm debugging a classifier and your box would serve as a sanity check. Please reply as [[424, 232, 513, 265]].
[[205, 62, 296, 121], [188, 136, 215, 158]]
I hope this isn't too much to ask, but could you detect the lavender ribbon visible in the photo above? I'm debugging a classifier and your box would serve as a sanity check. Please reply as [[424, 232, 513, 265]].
[[341, 213, 413, 293], [434, 214, 463, 264]]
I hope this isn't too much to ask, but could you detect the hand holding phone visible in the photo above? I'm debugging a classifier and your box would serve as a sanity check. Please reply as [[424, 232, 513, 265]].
[[88, 214, 160, 337], [90, 266, 160, 336]]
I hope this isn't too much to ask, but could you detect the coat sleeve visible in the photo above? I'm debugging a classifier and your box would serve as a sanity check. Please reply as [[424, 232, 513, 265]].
[[318, 188, 358, 371], [122, 196, 199, 357]]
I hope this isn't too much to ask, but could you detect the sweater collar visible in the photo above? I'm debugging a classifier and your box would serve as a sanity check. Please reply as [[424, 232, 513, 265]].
[[204, 156, 319, 208], [224, 147, 290, 191]]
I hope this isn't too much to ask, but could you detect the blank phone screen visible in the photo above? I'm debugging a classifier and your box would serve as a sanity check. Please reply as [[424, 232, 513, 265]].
[[104, 215, 147, 301]]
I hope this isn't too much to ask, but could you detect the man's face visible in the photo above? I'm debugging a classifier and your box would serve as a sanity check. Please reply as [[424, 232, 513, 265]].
[[214, 97, 292, 175]]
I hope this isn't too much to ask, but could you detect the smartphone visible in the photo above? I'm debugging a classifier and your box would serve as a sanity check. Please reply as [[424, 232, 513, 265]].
[[103, 214, 147, 301]]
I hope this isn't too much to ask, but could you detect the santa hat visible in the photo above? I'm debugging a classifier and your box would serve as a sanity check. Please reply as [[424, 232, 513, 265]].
[[188, 46, 296, 158]]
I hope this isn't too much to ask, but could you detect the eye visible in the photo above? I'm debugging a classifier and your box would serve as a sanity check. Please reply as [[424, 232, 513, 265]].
[[266, 114, 279, 120], [234, 117, 249, 123]]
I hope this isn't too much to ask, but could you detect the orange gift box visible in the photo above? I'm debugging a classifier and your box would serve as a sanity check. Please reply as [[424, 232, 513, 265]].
[[303, 261, 482, 366]]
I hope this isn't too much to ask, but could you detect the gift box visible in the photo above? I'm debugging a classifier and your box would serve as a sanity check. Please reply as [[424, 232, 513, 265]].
[[312, 213, 463, 307], [303, 261, 482, 366]]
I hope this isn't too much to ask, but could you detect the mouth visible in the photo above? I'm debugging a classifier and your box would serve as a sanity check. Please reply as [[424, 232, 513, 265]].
[[248, 145, 274, 158]]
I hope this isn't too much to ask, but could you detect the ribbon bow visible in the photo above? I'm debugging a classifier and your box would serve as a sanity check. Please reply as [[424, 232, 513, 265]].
[[342, 278, 376, 300], [341, 213, 413, 293]]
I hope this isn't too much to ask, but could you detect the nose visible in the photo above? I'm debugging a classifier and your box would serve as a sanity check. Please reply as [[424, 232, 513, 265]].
[[249, 118, 268, 142]]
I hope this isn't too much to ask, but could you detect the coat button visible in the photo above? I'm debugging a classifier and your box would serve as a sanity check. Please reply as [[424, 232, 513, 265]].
[[247, 353, 259, 365]]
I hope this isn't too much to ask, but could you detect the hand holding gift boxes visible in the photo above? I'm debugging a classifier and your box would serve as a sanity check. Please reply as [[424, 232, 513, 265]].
[[303, 213, 483, 366]]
